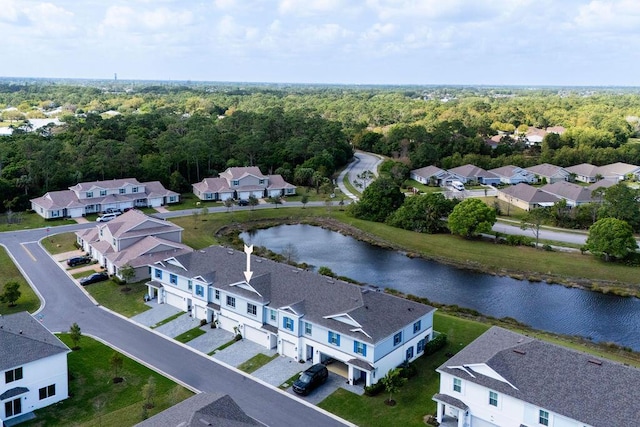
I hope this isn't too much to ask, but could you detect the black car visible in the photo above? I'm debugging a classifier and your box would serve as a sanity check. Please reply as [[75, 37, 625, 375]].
[[237, 199, 249, 206], [79, 272, 109, 286], [67, 256, 92, 267], [293, 363, 328, 395]]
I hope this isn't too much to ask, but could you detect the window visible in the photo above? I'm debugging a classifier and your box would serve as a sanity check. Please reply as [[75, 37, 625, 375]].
[[304, 322, 312, 335], [539, 410, 549, 426], [4, 398, 21, 417], [232, 180, 239, 186], [453, 378, 461, 393], [100, 190, 107, 196], [214, 289, 220, 300], [417, 338, 425, 353], [188, 280, 193, 291], [328, 331, 340, 346], [283, 317, 294, 331], [169, 274, 177, 285], [39, 384, 56, 400], [195, 285, 204, 297], [270, 309, 277, 321], [86, 191, 93, 198], [119, 188, 126, 194], [489, 391, 498, 407], [247, 303, 257, 316], [132, 187, 138, 193], [154, 269, 162, 279], [226, 296, 236, 308], [406, 346, 414, 360], [354, 341, 367, 356], [413, 320, 421, 333], [393, 332, 402, 346], [5, 367, 23, 383], [259, 179, 265, 185]]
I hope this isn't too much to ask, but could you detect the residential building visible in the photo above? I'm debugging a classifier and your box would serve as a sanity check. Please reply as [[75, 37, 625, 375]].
[[410, 166, 453, 186], [565, 163, 600, 183], [192, 167, 296, 202], [524, 163, 569, 184], [136, 392, 259, 427], [433, 326, 640, 427], [75, 209, 192, 281], [447, 164, 501, 186], [146, 246, 436, 387], [523, 126, 547, 145], [595, 162, 640, 182], [587, 178, 618, 192], [488, 166, 537, 185], [545, 125, 566, 135], [497, 184, 560, 211], [31, 178, 179, 219], [1, 312, 70, 425], [540, 181, 592, 207]]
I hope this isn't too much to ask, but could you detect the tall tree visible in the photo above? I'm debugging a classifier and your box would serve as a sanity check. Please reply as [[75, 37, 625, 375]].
[[0, 281, 21, 307], [348, 176, 404, 222], [585, 218, 637, 261], [448, 198, 497, 238]]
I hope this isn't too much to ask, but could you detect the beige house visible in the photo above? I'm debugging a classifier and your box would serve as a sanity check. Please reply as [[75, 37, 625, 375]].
[[497, 183, 560, 211], [525, 163, 569, 184], [193, 167, 296, 201]]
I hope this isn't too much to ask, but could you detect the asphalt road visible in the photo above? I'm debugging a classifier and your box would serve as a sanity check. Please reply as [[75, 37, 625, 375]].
[[0, 225, 351, 427], [336, 151, 383, 201]]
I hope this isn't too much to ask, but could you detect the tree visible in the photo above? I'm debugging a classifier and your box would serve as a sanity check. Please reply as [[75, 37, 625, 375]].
[[119, 263, 135, 283], [585, 218, 637, 261], [0, 281, 21, 307], [224, 198, 234, 212], [69, 322, 82, 350], [520, 207, 550, 249], [142, 377, 156, 409], [448, 198, 497, 238], [599, 184, 640, 231], [348, 176, 404, 222], [387, 192, 457, 233], [268, 195, 282, 208], [300, 193, 309, 209], [110, 352, 124, 382], [248, 195, 259, 210], [380, 368, 406, 406]]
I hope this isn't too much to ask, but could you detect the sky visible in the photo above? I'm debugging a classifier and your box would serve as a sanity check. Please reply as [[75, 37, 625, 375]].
[[1, 0, 639, 86]]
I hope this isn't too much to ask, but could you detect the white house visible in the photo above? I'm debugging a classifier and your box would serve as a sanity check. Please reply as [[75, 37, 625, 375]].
[[433, 326, 640, 427], [524, 163, 569, 184], [410, 166, 454, 187], [565, 163, 600, 183], [447, 164, 501, 186], [146, 246, 436, 387], [1, 312, 70, 425], [31, 178, 180, 219], [488, 165, 537, 185], [595, 162, 640, 182], [192, 167, 296, 202], [75, 209, 192, 281]]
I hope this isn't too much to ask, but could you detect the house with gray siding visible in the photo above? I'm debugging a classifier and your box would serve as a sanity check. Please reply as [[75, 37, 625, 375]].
[[193, 167, 296, 202]]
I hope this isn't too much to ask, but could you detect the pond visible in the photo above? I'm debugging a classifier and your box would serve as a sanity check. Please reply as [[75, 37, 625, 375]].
[[241, 224, 640, 351]]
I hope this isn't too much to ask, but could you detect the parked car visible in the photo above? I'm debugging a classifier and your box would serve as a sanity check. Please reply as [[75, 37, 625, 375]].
[[103, 208, 122, 214], [66, 256, 92, 267], [96, 213, 119, 222], [79, 272, 109, 286], [237, 199, 249, 206], [293, 363, 328, 395]]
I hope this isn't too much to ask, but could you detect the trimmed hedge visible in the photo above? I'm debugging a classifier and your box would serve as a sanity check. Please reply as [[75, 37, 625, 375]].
[[364, 381, 385, 396], [423, 333, 448, 356]]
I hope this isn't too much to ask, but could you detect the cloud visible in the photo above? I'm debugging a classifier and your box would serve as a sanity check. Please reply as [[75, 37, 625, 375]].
[[100, 5, 192, 32], [574, 0, 640, 31], [278, 0, 346, 16], [0, 1, 75, 35]]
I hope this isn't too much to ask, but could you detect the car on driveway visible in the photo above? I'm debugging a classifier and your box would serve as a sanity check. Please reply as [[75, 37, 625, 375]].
[[293, 363, 328, 395], [67, 256, 92, 267], [96, 213, 119, 222], [79, 272, 109, 286]]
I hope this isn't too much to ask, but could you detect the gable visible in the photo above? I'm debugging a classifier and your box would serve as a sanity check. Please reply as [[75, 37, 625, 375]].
[[324, 313, 362, 328]]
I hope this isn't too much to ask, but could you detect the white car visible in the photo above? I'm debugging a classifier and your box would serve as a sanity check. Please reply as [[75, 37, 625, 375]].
[[96, 213, 119, 222]]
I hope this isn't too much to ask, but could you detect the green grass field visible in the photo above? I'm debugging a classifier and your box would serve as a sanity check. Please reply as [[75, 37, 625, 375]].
[[0, 248, 40, 315], [83, 278, 151, 318], [23, 334, 193, 427], [0, 211, 75, 233]]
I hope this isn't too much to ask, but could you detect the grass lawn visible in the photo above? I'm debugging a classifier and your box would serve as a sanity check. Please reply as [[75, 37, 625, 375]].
[[164, 193, 222, 211], [83, 278, 151, 318], [42, 232, 79, 255], [151, 312, 185, 329], [0, 211, 76, 233], [174, 326, 206, 343], [23, 334, 193, 427], [342, 173, 361, 197], [319, 313, 489, 427], [0, 248, 40, 315], [237, 353, 278, 374]]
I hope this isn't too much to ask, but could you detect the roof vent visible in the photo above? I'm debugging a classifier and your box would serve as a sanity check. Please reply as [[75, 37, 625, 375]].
[[256, 259, 262, 263], [588, 359, 603, 366], [19, 330, 23, 334], [227, 249, 233, 254], [292, 270, 299, 273], [200, 250, 206, 253], [512, 349, 526, 355]]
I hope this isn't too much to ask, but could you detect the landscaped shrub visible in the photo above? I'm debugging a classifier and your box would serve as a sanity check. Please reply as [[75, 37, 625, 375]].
[[505, 235, 533, 247], [364, 381, 385, 396], [423, 333, 448, 356], [398, 361, 418, 379], [199, 319, 207, 327]]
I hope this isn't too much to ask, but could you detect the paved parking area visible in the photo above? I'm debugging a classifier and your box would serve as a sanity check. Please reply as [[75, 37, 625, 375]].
[[187, 326, 234, 354], [155, 312, 200, 338], [212, 338, 275, 367], [287, 371, 364, 404], [253, 356, 306, 387], [132, 302, 182, 327]]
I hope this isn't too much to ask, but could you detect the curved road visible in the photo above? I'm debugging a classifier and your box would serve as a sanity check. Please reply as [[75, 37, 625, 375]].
[[337, 151, 383, 201], [0, 224, 350, 427]]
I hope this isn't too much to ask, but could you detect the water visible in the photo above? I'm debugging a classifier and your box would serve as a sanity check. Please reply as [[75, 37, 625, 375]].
[[241, 224, 640, 350]]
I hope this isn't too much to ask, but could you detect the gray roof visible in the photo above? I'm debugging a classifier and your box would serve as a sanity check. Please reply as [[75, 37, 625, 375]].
[[499, 183, 560, 204], [587, 178, 618, 191], [136, 392, 260, 427], [596, 162, 640, 178], [525, 163, 568, 179], [433, 393, 468, 411], [447, 164, 499, 180], [565, 163, 599, 178], [0, 387, 29, 400], [541, 181, 592, 203], [437, 327, 640, 427], [101, 209, 182, 239], [488, 165, 529, 178], [0, 312, 69, 371], [157, 246, 434, 344], [411, 165, 447, 179]]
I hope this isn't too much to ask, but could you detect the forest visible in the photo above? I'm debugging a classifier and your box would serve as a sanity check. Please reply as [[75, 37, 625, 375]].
[[1, 79, 639, 214]]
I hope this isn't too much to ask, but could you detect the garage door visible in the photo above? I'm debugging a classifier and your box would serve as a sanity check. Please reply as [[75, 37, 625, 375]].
[[282, 340, 297, 358], [218, 315, 236, 332], [470, 416, 499, 427], [165, 292, 183, 309], [244, 326, 268, 347]]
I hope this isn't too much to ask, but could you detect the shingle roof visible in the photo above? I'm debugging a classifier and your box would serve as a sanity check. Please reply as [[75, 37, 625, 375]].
[[101, 209, 182, 239], [525, 163, 568, 179], [488, 165, 522, 178], [587, 179, 618, 191], [193, 177, 233, 194], [106, 236, 192, 268], [157, 247, 434, 344], [136, 392, 259, 427], [0, 312, 69, 371], [69, 178, 142, 193], [411, 165, 447, 179], [596, 162, 640, 178], [499, 183, 560, 204], [437, 326, 640, 427], [220, 167, 266, 181], [541, 181, 592, 203], [267, 174, 297, 190], [565, 163, 599, 178], [448, 164, 497, 180]]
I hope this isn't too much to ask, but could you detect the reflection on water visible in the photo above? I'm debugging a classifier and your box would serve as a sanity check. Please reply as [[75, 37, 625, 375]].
[[241, 224, 640, 350]]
